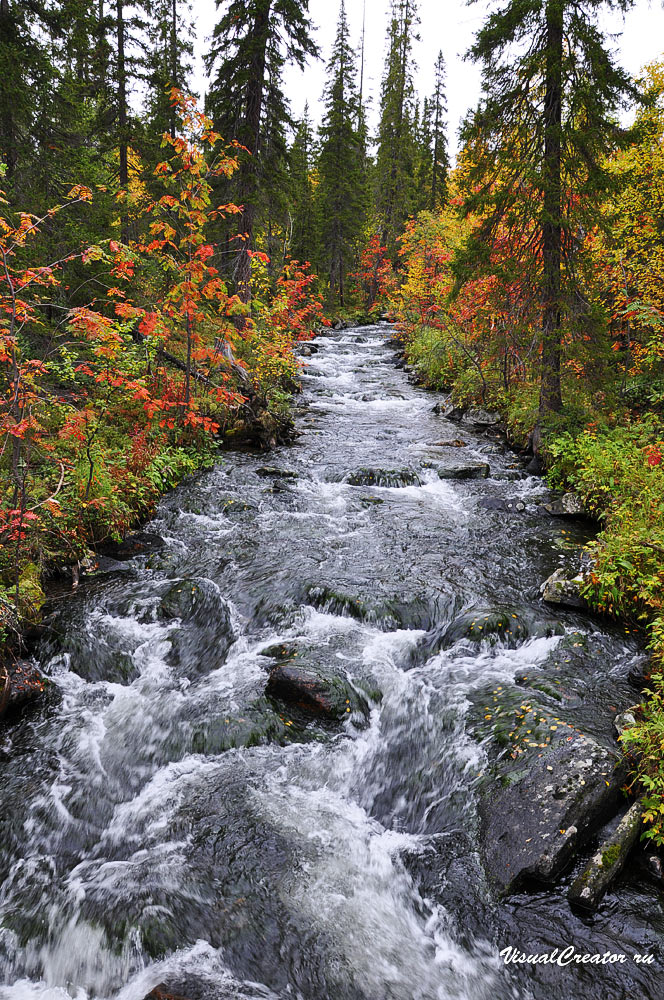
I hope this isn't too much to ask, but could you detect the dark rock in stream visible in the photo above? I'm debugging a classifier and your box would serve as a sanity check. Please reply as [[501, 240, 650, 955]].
[[266, 662, 369, 721], [413, 607, 562, 662], [256, 466, 299, 480], [477, 497, 526, 514], [479, 733, 627, 894], [568, 797, 645, 912], [433, 462, 490, 480], [163, 578, 236, 673], [541, 567, 588, 610], [544, 492, 588, 518], [341, 467, 421, 488], [0, 660, 49, 720], [98, 530, 165, 561]]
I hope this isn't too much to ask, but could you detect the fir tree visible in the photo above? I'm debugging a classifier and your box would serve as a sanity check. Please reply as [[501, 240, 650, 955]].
[[289, 104, 318, 266], [145, 0, 194, 142], [317, 0, 368, 305], [429, 50, 449, 209], [375, 0, 420, 253], [205, 0, 318, 302], [456, 0, 639, 430]]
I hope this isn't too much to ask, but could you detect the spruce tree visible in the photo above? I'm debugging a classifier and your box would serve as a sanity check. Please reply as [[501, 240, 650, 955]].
[[205, 0, 318, 302], [429, 50, 449, 210], [375, 0, 419, 253], [289, 104, 318, 266], [145, 0, 194, 143], [457, 0, 639, 430], [317, 0, 368, 305]]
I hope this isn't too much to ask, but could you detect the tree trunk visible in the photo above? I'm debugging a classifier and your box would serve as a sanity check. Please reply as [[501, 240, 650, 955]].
[[117, 0, 129, 242], [539, 0, 563, 420], [0, 0, 17, 178], [169, 0, 178, 137], [234, 2, 271, 304]]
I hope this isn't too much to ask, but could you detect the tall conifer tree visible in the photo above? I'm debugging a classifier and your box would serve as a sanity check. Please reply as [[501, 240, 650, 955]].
[[205, 0, 318, 302], [429, 50, 449, 209], [317, 0, 368, 305], [456, 0, 638, 432], [375, 0, 419, 253]]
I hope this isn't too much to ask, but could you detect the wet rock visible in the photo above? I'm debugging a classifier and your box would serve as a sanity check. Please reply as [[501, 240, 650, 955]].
[[443, 404, 466, 422], [143, 985, 191, 1000], [477, 497, 526, 514], [464, 407, 501, 427], [161, 578, 236, 673], [413, 608, 562, 664], [479, 733, 627, 894], [540, 567, 588, 610], [159, 579, 232, 629], [342, 467, 421, 488], [568, 798, 644, 912], [306, 584, 367, 621], [258, 641, 298, 661], [0, 659, 49, 719], [266, 662, 368, 721], [99, 530, 165, 561], [544, 493, 587, 518], [429, 439, 466, 448], [256, 466, 299, 480], [190, 699, 312, 754], [434, 462, 490, 480], [526, 455, 543, 475]]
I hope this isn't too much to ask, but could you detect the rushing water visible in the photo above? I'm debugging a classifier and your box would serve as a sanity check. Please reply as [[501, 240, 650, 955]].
[[0, 325, 662, 1000]]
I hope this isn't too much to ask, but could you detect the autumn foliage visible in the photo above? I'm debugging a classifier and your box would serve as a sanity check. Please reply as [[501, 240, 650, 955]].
[[0, 91, 324, 633]]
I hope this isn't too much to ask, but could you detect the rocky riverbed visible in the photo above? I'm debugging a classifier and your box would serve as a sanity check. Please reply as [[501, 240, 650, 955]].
[[0, 324, 661, 1000]]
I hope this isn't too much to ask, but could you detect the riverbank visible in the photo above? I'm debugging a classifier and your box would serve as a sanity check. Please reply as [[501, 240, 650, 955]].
[[0, 370, 300, 683], [398, 319, 664, 847]]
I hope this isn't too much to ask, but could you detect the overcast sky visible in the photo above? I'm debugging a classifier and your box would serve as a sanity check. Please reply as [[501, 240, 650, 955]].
[[192, 0, 664, 159]]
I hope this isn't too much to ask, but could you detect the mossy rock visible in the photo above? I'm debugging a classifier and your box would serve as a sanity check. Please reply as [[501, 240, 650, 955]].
[[266, 662, 369, 721], [341, 467, 421, 488]]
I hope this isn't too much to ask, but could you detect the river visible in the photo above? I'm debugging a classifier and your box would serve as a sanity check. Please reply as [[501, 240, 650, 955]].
[[0, 324, 661, 1000]]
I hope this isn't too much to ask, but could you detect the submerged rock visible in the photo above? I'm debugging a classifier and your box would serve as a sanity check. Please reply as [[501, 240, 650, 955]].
[[266, 662, 369, 721], [429, 439, 466, 448], [99, 530, 165, 561], [342, 467, 421, 488], [256, 466, 299, 480], [477, 497, 526, 514], [412, 607, 562, 663], [479, 733, 627, 894], [568, 798, 644, 912], [540, 567, 588, 610], [544, 492, 587, 518], [434, 462, 490, 480]]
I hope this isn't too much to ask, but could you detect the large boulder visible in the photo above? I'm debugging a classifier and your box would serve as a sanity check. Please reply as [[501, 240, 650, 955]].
[[341, 467, 421, 488], [413, 607, 561, 662], [266, 662, 369, 722], [477, 497, 526, 514], [433, 462, 490, 480], [161, 578, 236, 674], [98, 530, 165, 561], [540, 567, 588, 610], [479, 733, 627, 894], [464, 407, 501, 427], [544, 492, 587, 518]]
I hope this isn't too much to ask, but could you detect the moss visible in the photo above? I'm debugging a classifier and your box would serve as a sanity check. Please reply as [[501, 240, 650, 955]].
[[600, 842, 622, 868]]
